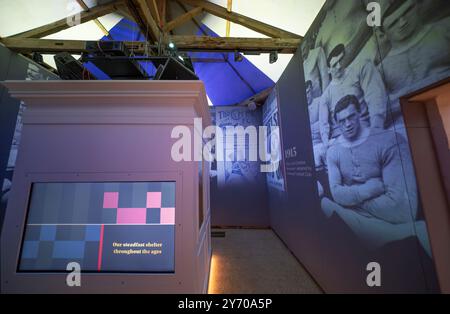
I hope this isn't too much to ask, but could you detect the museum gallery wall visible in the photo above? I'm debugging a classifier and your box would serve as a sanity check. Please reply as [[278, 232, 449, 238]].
[[265, 0, 449, 292], [209, 106, 270, 227]]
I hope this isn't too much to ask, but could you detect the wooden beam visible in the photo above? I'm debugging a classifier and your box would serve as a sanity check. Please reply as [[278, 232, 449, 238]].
[[125, 0, 161, 42], [163, 7, 203, 33], [157, 0, 167, 27], [124, 1, 148, 38], [75, 0, 110, 37], [226, 0, 232, 37], [237, 87, 273, 107], [116, 3, 136, 21], [175, 0, 204, 34], [166, 0, 174, 35], [1, 38, 91, 53], [146, 0, 161, 25], [0, 37, 153, 55], [178, 0, 301, 39], [169, 35, 300, 53], [9, 1, 123, 39], [1, 37, 299, 54]]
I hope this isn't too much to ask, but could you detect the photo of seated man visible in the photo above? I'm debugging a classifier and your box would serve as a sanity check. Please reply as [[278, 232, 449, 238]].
[[380, 0, 450, 118], [320, 95, 431, 254], [319, 43, 389, 151]]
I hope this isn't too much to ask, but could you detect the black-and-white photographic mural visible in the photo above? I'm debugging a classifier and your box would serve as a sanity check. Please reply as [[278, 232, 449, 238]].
[[263, 89, 286, 192], [303, 0, 449, 256], [265, 0, 450, 293]]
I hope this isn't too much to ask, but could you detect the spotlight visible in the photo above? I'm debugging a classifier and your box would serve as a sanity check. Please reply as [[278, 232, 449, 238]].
[[234, 51, 243, 62], [269, 51, 278, 64], [168, 42, 176, 50]]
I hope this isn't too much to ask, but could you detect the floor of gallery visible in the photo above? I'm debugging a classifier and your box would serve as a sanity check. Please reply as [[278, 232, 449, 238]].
[[208, 228, 323, 294]]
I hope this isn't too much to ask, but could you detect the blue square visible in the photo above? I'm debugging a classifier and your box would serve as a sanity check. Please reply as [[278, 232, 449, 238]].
[[102, 208, 117, 224], [85, 225, 101, 241], [83, 241, 101, 271], [40, 225, 56, 241], [56, 225, 85, 240], [38, 241, 54, 261], [19, 258, 38, 270], [161, 182, 176, 208], [24, 225, 41, 241], [146, 208, 160, 224], [52, 241, 85, 259], [22, 241, 39, 259]]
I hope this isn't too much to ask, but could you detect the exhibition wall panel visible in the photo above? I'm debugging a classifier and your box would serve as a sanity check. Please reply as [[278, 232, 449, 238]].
[[265, 0, 449, 292], [209, 106, 270, 227]]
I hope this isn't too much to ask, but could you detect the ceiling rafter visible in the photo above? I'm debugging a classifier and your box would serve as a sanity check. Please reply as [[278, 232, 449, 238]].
[[178, 0, 302, 39], [75, 0, 110, 37], [146, 0, 162, 26], [0, 37, 299, 54], [8, 0, 124, 39], [157, 0, 167, 27], [163, 6, 203, 33], [0, 1, 302, 56], [125, 0, 161, 43], [174, 0, 204, 33], [237, 87, 273, 107]]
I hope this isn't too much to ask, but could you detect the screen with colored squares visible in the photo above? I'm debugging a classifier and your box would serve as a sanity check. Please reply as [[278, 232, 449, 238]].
[[18, 182, 176, 273]]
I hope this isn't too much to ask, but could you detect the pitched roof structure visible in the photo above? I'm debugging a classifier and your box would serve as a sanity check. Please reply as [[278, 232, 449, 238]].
[[0, 0, 324, 105]]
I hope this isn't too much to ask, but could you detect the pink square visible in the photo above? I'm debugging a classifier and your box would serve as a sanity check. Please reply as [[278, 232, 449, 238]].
[[116, 208, 147, 224], [103, 192, 119, 209], [160, 208, 175, 225], [147, 192, 162, 208]]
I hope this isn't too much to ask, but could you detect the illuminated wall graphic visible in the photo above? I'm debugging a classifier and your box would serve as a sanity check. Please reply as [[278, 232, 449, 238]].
[[213, 106, 262, 188], [303, 0, 449, 252], [209, 106, 269, 227], [19, 182, 175, 273], [263, 89, 286, 192], [267, 0, 449, 293]]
